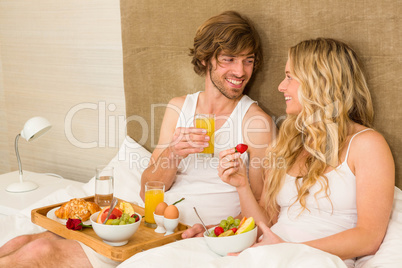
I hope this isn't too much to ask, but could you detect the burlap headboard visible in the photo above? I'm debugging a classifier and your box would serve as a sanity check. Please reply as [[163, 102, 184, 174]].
[[120, 0, 401, 187]]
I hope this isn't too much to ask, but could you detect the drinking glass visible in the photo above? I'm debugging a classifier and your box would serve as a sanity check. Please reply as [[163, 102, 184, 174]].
[[144, 181, 165, 227], [195, 114, 215, 157], [94, 165, 114, 207]]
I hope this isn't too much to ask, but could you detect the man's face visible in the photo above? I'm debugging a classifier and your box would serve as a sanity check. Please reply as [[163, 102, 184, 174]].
[[207, 50, 255, 99]]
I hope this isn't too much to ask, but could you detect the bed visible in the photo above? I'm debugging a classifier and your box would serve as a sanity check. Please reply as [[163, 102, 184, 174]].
[[1, 0, 401, 266], [1, 136, 401, 267]]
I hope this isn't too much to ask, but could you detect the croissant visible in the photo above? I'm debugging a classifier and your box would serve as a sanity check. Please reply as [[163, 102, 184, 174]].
[[55, 198, 101, 222]]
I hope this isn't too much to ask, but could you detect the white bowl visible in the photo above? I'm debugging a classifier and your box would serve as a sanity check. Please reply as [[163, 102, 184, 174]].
[[90, 211, 141, 246], [204, 226, 258, 256]]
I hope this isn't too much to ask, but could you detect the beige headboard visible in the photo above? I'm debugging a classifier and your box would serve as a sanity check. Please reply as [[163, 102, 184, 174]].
[[120, 0, 401, 187]]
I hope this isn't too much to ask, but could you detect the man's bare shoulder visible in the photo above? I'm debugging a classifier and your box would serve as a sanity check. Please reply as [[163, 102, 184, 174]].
[[167, 95, 186, 110], [169, 95, 186, 105], [244, 103, 274, 128]]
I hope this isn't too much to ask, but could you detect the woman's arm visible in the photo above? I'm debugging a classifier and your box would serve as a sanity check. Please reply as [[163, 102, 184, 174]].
[[242, 104, 277, 203], [218, 148, 273, 234], [305, 130, 394, 259], [255, 130, 395, 260]]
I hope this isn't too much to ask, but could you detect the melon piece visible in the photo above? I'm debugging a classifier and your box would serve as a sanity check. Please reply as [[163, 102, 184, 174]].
[[235, 217, 255, 234]]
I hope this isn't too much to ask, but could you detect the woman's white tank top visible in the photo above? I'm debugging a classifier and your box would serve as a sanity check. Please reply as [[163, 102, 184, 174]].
[[164, 91, 257, 225], [271, 128, 373, 242]]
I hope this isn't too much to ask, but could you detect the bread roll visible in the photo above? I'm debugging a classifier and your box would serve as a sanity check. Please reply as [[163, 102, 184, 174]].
[[55, 198, 101, 222]]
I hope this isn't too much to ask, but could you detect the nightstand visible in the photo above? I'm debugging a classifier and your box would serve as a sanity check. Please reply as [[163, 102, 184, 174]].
[[0, 171, 84, 218]]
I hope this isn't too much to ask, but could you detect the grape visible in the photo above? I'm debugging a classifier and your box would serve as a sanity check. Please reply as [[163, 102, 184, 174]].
[[119, 221, 127, 225], [220, 220, 228, 229], [227, 216, 234, 225], [111, 219, 120, 225], [121, 213, 129, 221], [234, 218, 241, 227], [128, 217, 136, 224]]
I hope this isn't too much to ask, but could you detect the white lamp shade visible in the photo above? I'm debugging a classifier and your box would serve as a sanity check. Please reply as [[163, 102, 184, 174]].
[[6, 116, 52, 193], [20, 116, 52, 141]]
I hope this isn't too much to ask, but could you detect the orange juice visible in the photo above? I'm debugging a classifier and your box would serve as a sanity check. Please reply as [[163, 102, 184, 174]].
[[145, 189, 164, 224], [195, 114, 215, 155]]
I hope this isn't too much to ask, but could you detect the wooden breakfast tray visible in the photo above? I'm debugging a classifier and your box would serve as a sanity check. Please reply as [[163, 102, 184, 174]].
[[31, 196, 189, 262]]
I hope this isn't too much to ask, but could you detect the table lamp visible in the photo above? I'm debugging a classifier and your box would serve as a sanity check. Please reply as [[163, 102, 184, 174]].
[[6, 116, 52, 193]]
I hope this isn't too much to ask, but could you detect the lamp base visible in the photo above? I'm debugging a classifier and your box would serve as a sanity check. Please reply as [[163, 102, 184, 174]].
[[6, 181, 38, 193]]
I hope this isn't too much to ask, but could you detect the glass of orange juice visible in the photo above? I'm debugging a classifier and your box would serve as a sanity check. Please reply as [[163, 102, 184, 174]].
[[144, 181, 165, 227], [195, 114, 215, 158]]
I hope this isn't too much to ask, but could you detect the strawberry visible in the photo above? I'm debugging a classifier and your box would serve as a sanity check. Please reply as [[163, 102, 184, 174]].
[[231, 227, 238, 233], [235, 144, 248, 154], [214, 226, 224, 236]]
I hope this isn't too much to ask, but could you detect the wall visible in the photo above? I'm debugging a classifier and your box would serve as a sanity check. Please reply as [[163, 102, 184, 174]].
[[121, 0, 402, 187], [0, 0, 126, 182]]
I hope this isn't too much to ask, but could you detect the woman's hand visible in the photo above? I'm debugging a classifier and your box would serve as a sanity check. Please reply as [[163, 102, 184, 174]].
[[218, 148, 248, 188], [227, 221, 284, 256], [168, 127, 208, 159], [252, 221, 284, 246]]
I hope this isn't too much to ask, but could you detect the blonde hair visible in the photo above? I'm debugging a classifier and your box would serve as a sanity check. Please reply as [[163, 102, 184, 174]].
[[262, 38, 374, 223]]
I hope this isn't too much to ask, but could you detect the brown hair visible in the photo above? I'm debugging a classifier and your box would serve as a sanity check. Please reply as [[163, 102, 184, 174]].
[[190, 11, 263, 76]]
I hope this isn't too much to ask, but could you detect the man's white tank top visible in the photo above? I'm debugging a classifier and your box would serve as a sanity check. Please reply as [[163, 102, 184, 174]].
[[271, 128, 373, 242], [164, 91, 257, 225]]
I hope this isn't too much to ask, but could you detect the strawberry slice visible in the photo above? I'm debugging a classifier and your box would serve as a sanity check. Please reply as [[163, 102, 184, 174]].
[[214, 226, 224, 236], [235, 144, 248, 154]]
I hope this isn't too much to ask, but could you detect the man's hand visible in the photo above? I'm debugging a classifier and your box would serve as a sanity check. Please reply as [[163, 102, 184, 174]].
[[169, 127, 209, 159], [182, 223, 216, 239]]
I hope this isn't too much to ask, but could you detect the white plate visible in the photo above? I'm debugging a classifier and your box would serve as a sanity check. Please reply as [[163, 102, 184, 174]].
[[47, 207, 92, 225]]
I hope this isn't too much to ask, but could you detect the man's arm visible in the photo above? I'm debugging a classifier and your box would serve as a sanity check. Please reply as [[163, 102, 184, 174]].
[[140, 96, 208, 200], [140, 97, 183, 199], [242, 103, 276, 202]]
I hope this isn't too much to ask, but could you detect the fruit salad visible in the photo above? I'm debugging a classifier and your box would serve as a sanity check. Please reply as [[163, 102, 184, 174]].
[[96, 201, 140, 225], [208, 216, 255, 237]]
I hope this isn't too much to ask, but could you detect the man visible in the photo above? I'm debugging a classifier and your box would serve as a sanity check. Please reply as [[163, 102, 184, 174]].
[[140, 10, 275, 226], [0, 11, 274, 267]]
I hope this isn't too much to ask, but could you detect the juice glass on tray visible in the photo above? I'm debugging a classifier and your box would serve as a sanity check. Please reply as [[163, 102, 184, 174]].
[[194, 114, 215, 158], [144, 181, 165, 227]]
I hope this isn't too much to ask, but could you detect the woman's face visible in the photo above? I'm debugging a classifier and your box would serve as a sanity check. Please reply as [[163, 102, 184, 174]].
[[278, 60, 302, 115]]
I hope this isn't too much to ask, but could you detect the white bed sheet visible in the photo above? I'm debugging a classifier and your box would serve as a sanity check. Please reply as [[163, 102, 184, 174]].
[[117, 237, 348, 268], [1, 135, 401, 267]]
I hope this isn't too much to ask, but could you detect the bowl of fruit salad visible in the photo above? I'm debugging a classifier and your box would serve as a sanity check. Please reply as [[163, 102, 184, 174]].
[[204, 216, 257, 256], [90, 202, 141, 246]]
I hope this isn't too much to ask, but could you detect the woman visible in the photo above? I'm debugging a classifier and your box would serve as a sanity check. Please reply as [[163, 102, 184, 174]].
[[216, 38, 395, 265]]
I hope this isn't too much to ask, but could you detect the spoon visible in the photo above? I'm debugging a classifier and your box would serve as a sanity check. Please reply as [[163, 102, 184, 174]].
[[193, 207, 210, 235], [103, 198, 118, 224]]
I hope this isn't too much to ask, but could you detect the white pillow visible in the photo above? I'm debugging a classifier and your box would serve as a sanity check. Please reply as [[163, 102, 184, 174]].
[[355, 186, 402, 267], [82, 135, 151, 207]]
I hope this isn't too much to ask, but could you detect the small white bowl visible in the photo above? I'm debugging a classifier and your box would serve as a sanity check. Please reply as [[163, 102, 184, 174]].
[[90, 211, 141, 246], [204, 226, 258, 256]]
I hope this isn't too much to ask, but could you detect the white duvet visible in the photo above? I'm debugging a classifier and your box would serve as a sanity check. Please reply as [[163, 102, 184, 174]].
[[1, 136, 402, 267]]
